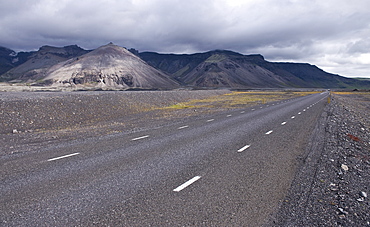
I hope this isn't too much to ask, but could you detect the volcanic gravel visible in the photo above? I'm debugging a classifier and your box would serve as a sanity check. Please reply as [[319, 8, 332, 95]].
[[0, 90, 230, 156], [271, 93, 370, 226]]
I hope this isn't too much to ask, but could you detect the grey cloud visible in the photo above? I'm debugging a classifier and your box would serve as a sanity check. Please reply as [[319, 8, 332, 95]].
[[0, 0, 369, 77]]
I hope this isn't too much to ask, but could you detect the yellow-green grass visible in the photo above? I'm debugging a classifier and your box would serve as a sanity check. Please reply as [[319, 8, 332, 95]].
[[161, 91, 320, 111], [332, 91, 370, 95]]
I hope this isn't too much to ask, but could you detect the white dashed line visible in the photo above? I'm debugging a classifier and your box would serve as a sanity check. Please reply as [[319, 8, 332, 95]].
[[281, 122, 287, 125], [298, 112, 301, 115], [178, 125, 189, 130], [207, 119, 214, 122], [291, 116, 295, 119], [227, 114, 232, 117], [237, 144, 251, 152], [252, 109, 255, 111], [241, 111, 245, 113], [265, 130, 273, 135], [47, 153, 80, 162], [303, 109, 306, 112], [173, 176, 201, 192], [131, 135, 149, 141]]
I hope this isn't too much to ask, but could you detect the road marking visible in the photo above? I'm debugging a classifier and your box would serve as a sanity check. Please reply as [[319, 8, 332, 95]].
[[303, 109, 306, 112], [48, 153, 80, 162], [207, 119, 214, 122], [240, 111, 245, 113], [178, 125, 189, 129], [265, 130, 273, 135], [281, 122, 287, 125], [238, 144, 251, 152], [131, 135, 149, 141], [298, 112, 301, 115], [173, 176, 201, 192], [291, 116, 295, 119], [227, 114, 232, 117], [252, 109, 255, 111]]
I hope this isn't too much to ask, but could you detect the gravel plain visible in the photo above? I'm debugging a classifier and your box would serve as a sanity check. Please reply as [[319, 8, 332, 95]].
[[1, 90, 232, 156], [271, 92, 370, 226]]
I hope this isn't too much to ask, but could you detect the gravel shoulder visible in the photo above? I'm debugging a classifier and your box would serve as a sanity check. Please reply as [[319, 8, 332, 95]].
[[270, 92, 370, 226]]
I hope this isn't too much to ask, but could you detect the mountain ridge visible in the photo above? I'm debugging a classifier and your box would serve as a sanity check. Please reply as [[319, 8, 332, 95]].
[[1, 44, 369, 89]]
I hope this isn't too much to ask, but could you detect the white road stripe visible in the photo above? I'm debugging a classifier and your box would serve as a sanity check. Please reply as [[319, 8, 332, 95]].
[[178, 125, 189, 129], [281, 122, 287, 125], [173, 176, 201, 192], [47, 153, 80, 162], [265, 130, 273, 135], [252, 109, 255, 111], [291, 116, 295, 119], [298, 112, 301, 115], [238, 144, 251, 152], [207, 119, 214, 122], [131, 135, 149, 141], [227, 115, 232, 117], [241, 111, 245, 113]]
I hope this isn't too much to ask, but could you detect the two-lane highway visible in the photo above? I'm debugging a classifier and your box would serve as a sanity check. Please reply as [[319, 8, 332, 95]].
[[0, 92, 329, 226]]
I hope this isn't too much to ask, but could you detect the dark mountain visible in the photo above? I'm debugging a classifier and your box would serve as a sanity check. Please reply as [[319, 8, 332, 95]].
[[43, 43, 179, 89], [140, 50, 370, 89], [1, 45, 89, 82]]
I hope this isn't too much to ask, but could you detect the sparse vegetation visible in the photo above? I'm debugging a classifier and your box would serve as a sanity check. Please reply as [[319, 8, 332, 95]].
[[161, 91, 320, 111]]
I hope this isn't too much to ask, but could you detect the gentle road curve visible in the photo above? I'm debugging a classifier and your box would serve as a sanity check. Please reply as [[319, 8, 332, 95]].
[[1, 91, 329, 226]]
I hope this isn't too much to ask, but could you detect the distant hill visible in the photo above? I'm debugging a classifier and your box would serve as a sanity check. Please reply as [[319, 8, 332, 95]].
[[139, 50, 370, 89], [43, 43, 179, 89]]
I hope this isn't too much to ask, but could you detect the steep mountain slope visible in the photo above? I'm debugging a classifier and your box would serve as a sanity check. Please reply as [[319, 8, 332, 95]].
[[1, 45, 88, 82], [0, 47, 17, 75], [0, 47, 32, 76], [43, 43, 179, 89]]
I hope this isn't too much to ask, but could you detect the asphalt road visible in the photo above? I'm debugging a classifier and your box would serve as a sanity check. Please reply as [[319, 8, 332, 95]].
[[1, 91, 329, 226]]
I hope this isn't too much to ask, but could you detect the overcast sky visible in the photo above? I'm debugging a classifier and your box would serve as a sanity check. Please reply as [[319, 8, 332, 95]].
[[1, 0, 369, 78]]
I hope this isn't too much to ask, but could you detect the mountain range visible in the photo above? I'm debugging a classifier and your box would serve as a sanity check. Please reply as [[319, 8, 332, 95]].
[[1, 43, 368, 90]]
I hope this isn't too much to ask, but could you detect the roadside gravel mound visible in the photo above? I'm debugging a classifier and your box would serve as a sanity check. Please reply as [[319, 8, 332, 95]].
[[271, 93, 370, 226]]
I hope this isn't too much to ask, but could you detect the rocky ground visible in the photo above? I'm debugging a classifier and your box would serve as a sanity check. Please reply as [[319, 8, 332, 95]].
[[1, 90, 232, 156], [271, 92, 370, 226]]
